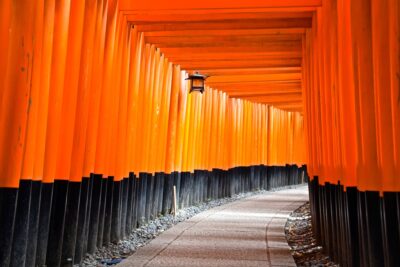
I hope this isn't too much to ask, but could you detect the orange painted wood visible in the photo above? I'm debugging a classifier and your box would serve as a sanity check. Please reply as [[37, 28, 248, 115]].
[[120, 0, 322, 11], [349, 0, 379, 190], [21, 1, 45, 181], [135, 18, 311, 33], [115, 18, 131, 180], [83, 0, 107, 177], [33, 0, 56, 182], [42, 0, 71, 183], [126, 11, 314, 23], [125, 28, 138, 174], [1, 0, 316, 188], [143, 28, 306, 37], [370, 0, 396, 192], [389, 0, 400, 190], [55, 0, 86, 181], [94, 0, 117, 176], [165, 65, 181, 173], [0, 1, 36, 187], [0, 0, 11, 108], [145, 35, 303, 46], [70, 0, 99, 181]]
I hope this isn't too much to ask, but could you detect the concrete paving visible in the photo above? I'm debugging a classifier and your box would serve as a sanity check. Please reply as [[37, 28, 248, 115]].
[[118, 185, 309, 267]]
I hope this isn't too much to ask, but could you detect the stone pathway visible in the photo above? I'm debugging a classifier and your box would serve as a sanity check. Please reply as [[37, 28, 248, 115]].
[[117, 186, 309, 267]]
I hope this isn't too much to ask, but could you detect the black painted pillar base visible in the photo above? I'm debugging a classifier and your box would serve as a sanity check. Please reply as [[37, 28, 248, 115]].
[[87, 174, 103, 254], [36, 183, 53, 267], [111, 180, 122, 243], [102, 176, 114, 246], [162, 173, 173, 215], [0, 188, 18, 267], [121, 178, 129, 238], [138, 173, 147, 226], [74, 177, 90, 265], [61, 182, 81, 267], [10, 180, 32, 267], [46, 180, 69, 267], [309, 179, 400, 267], [26, 181, 42, 267], [381, 192, 400, 267]]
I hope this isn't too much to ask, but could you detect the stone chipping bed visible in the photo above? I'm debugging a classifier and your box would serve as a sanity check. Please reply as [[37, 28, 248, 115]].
[[285, 202, 339, 267], [77, 186, 299, 267]]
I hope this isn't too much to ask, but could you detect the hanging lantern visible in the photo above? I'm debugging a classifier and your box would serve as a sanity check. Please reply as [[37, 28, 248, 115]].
[[186, 72, 207, 93]]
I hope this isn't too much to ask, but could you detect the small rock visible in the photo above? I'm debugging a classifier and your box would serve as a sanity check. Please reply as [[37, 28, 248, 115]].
[[285, 202, 339, 267]]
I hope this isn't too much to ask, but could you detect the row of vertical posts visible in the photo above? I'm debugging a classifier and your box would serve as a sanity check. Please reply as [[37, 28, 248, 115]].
[[303, 0, 399, 191], [304, 1, 399, 266], [309, 178, 400, 267]]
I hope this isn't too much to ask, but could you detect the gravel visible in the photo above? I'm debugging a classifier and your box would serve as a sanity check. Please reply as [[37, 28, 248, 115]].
[[285, 202, 339, 267], [77, 185, 301, 267]]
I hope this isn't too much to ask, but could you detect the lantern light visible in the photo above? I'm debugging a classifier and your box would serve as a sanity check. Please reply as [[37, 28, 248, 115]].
[[186, 72, 207, 93]]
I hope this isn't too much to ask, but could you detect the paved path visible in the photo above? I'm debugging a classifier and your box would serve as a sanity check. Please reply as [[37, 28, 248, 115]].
[[118, 185, 309, 267]]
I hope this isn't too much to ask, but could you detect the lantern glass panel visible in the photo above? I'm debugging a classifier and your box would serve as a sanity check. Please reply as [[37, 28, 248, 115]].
[[192, 78, 204, 88]]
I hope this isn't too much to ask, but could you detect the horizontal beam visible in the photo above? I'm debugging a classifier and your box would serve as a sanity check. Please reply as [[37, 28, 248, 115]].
[[273, 103, 303, 108], [166, 52, 303, 62], [227, 89, 301, 96], [232, 91, 302, 98], [143, 28, 306, 37], [209, 80, 301, 88], [120, 0, 322, 11], [135, 18, 312, 31], [145, 34, 303, 47], [180, 59, 301, 70], [206, 73, 301, 83], [160, 46, 302, 57], [158, 45, 302, 54], [126, 10, 313, 22], [271, 103, 304, 111], [209, 84, 301, 94], [152, 39, 302, 48], [236, 96, 302, 103], [196, 67, 301, 76]]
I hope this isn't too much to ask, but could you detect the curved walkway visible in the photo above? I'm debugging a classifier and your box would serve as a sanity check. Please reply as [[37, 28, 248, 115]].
[[118, 185, 309, 267]]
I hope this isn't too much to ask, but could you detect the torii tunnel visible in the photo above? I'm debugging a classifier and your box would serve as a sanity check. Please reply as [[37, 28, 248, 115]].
[[0, 0, 399, 266]]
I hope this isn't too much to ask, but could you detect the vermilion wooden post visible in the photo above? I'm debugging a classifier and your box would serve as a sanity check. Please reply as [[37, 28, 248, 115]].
[[72, 3, 100, 260], [371, 0, 395, 193], [114, 17, 130, 180], [43, 0, 71, 183], [0, 1, 35, 188], [82, 0, 107, 178], [21, 1, 44, 182], [43, 0, 72, 265], [389, 0, 400, 191], [165, 65, 181, 174], [131, 34, 145, 174], [133, 42, 147, 172], [33, 1, 56, 266], [0, 0, 11, 108], [125, 28, 139, 174], [22, 7, 45, 267], [349, 0, 379, 192], [55, 0, 86, 181], [0, 2, 36, 267], [94, 0, 117, 177], [55, 0, 86, 265], [70, 0, 98, 181], [148, 49, 163, 173]]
